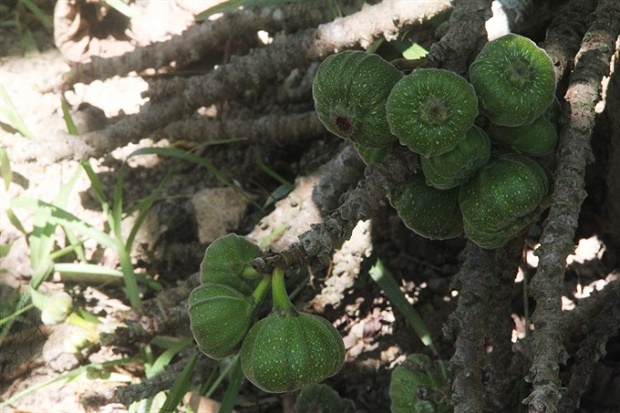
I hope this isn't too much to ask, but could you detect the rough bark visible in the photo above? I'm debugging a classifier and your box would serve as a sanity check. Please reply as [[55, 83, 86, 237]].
[[526, 1, 620, 411]]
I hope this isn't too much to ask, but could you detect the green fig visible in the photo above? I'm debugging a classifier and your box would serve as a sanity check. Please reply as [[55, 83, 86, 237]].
[[200, 233, 261, 295], [391, 173, 463, 240], [240, 309, 345, 393], [294, 383, 354, 413], [487, 114, 557, 156], [421, 125, 491, 190], [188, 283, 256, 359], [389, 354, 452, 413], [469, 33, 556, 126], [386, 68, 479, 157], [459, 153, 550, 249], [313, 50, 403, 148]]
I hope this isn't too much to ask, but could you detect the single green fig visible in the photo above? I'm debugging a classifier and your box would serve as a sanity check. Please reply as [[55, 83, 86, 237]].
[[294, 383, 354, 413], [487, 114, 557, 156], [189, 283, 256, 359], [386, 68, 479, 157], [459, 153, 550, 249], [389, 354, 452, 413], [469, 33, 556, 126], [313, 50, 403, 148], [421, 125, 491, 190], [240, 309, 345, 393], [390, 173, 463, 240], [200, 233, 261, 295]]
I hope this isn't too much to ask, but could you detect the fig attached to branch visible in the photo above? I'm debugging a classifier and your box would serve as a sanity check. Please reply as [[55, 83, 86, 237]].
[[390, 173, 464, 240], [487, 114, 558, 156], [386, 68, 479, 157], [421, 125, 491, 190], [199, 233, 262, 295], [458, 153, 551, 249], [313, 50, 403, 148], [240, 266, 345, 393], [469, 33, 556, 127]]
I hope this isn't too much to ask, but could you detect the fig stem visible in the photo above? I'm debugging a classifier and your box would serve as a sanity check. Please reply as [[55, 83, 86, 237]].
[[242, 265, 262, 280], [271, 265, 294, 313], [251, 275, 272, 306]]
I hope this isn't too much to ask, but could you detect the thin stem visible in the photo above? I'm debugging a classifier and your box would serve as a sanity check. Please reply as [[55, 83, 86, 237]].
[[250, 276, 272, 306], [271, 265, 294, 314]]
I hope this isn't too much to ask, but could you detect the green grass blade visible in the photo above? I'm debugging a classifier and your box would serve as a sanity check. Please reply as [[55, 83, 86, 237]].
[[0, 85, 34, 138], [19, 26, 39, 55], [118, 245, 140, 307], [369, 259, 437, 355], [129, 146, 260, 209], [11, 197, 117, 249], [81, 160, 111, 218], [147, 338, 193, 378], [17, 0, 53, 29], [205, 357, 238, 398], [6, 208, 28, 236], [255, 153, 293, 189], [54, 263, 123, 277], [218, 358, 245, 413], [112, 167, 124, 239], [59, 224, 87, 262], [125, 173, 170, 252], [0, 147, 12, 190], [60, 97, 79, 135], [160, 353, 198, 413], [28, 203, 55, 285]]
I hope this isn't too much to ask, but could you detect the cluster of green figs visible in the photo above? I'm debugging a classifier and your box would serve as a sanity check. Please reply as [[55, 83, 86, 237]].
[[313, 34, 557, 249], [188, 234, 345, 393]]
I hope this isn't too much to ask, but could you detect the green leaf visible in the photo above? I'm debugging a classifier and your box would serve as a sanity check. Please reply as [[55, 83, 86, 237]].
[[5, 208, 28, 236], [369, 260, 436, 352], [0, 85, 34, 139], [11, 197, 117, 249], [0, 147, 12, 190], [218, 358, 245, 413], [147, 338, 193, 378], [402, 43, 428, 60], [17, 0, 53, 29], [159, 353, 197, 413], [129, 146, 260, 209], [60, 97, 79, 135], [19, 26, 39, 55], [81, 160, 111, 217]]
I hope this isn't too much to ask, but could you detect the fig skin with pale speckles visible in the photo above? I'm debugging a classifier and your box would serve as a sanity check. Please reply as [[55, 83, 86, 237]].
[[459, 153, 550, 249], [487, 114, 557, 156], [386, 68, 479, 157], [469, 34, 556, 127], [199, 233, 261, 295], [421, 125, 491, 190], [189, 283, 255, 359], [240, 309, 345, 393], [313, 50, 403, 148], [391, 173, 463, 240]]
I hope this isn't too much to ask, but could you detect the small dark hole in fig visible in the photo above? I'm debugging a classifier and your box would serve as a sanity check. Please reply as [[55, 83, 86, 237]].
[[336, 116, 353, 133]]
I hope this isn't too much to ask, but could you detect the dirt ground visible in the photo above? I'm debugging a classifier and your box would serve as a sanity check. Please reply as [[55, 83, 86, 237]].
[[1, 1, 619, 412]]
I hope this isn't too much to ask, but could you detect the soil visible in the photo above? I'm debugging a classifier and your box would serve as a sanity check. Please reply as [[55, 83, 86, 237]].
[[1, 1, 619, 413]]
